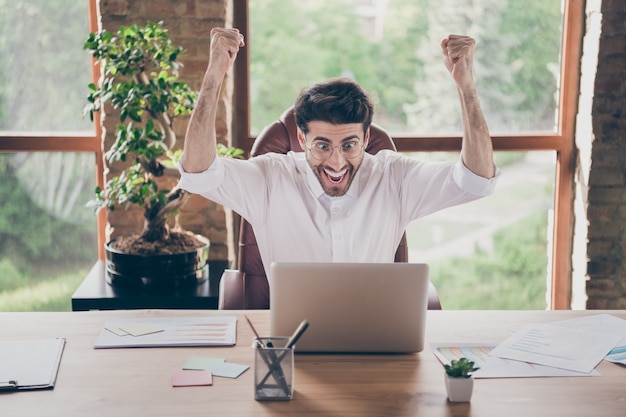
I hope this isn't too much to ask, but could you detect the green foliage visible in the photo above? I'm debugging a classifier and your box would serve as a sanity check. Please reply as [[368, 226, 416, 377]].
[[84, 22, 191, 230], [444, 358, 479, 378], [249, 0, 331, 132], [367, 0, 429, 130], [217, 144, 245, 159], [0, 259, 27, 293], [0, 2, 98, 312], [431, 210, 549, 310], [0, 0, 91, 130], [84, 20, 197, 167], [89, 163, 164, 213], [0, 155, 96, 271], [0, 269, 87, 312], [496, 0, 562, 128], [494, 152, 527, 167], [85, 21, 244, 241], [250, 0, 563, 134]]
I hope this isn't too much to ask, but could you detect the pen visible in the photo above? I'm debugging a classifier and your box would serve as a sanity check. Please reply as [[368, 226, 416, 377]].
[[285, 319, 309, 349], [244, 315, 266, 347], [258, 319, 309, 387]]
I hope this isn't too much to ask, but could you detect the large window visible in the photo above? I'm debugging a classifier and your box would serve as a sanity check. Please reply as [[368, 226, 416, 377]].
[[238, 0, 582, 309], [407, 150, 555, 309], [0, 1, 100, 311], [0, 0, 580, 311], [248, 0, 562, 136]]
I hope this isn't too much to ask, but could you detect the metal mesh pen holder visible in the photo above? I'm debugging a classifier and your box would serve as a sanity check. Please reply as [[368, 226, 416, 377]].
[[254, 337, 294, 401]]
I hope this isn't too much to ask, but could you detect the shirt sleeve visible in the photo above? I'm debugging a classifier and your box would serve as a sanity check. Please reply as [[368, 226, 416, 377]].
[[177, 157, 226, 196], [398, 155, 501, 222], [177, 156, 269, 223], [452, 157, 501, 197]]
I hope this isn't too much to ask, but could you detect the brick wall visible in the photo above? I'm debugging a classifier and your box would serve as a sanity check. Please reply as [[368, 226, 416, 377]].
[[96, 0, 233, 261], [584, 0, 626, 308]]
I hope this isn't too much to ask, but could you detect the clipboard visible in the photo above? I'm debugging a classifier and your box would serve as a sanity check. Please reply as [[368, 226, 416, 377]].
[[0, 338, 66, 391]]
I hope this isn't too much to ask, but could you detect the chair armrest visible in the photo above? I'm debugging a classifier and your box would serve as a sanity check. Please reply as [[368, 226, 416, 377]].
[[218, 269, 246, 310], [427, 282, 442, 310]]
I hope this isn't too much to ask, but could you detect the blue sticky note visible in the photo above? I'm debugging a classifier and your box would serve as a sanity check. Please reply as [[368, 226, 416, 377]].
[[183, 356, 225, 370], [209, 362, 249, 378]]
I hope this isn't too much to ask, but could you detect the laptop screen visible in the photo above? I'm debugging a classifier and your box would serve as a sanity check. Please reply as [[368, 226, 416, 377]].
[[269, 262, 430, 353]]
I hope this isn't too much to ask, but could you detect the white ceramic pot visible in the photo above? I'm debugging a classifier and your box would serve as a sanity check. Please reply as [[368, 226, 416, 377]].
[[444, 374, 474, 402]]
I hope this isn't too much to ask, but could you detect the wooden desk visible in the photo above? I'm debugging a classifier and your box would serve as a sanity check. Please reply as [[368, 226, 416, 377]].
[[71, 260, 229, 311], [1, 310, 625, 417]]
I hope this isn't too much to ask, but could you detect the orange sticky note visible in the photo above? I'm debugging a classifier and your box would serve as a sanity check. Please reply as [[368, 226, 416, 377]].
[[171, 370, 213, 387]]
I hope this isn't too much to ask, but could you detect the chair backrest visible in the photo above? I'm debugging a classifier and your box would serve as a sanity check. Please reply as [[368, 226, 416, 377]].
[[235, 107, 409, 308]]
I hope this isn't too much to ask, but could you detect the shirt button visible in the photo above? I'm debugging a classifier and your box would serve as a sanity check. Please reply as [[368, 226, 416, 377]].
[[332, 206, 341, 214]]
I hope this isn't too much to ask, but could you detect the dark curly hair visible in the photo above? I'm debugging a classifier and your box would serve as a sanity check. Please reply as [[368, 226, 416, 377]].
[[294, 78, 374, 136]]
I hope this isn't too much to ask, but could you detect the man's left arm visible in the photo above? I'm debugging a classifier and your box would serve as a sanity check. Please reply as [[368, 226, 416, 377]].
[[441, 35, 495, 179]]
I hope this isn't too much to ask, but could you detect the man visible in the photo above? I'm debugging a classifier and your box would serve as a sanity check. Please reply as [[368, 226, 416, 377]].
[[179, 28, 499, 275]]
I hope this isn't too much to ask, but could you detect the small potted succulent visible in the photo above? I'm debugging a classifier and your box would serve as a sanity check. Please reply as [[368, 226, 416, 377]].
[[443, 357, 479, 403]]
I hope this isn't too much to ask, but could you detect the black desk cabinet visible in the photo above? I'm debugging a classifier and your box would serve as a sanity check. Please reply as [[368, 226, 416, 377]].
[[71, 260, 229, 311]]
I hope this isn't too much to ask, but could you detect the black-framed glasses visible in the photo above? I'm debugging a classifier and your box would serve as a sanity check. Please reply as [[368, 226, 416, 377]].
[[305, 139, 364, 161]]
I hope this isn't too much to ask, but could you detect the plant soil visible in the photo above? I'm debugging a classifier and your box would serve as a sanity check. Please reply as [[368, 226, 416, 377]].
[[110, 230, 206, 255]]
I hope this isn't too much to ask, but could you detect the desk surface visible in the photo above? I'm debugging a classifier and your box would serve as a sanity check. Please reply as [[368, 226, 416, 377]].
[[1, 309, 625, 417]]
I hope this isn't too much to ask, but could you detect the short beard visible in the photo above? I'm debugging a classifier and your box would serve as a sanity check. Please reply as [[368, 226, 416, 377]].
[[313, 163, 356, 197]]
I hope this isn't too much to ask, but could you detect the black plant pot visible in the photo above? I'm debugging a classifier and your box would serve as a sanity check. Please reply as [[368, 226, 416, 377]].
[[104, 236, 210, 293]]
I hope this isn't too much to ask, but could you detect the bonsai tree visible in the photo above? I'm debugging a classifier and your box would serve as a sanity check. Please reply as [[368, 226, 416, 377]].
[[444, 357, 480, 378], [84, 21, 242, 254]]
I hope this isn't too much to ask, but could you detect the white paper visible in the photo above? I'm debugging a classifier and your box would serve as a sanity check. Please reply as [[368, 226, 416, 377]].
[[549, 314, 626, 366], [488, 323, 621, 373], [94, 316, 237, 349], [432, 343, 598, 378], [550, 313, 626, 347]]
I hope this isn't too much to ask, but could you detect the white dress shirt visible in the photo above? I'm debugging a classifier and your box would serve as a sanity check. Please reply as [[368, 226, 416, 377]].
[[178, 150, 499, 274]]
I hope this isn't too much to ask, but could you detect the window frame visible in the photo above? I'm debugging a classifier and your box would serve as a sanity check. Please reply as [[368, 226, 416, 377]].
[[232, 0, 584, 309], [0, 0, 581, 309]]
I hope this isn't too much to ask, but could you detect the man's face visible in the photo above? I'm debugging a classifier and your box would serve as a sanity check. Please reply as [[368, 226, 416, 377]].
[[297, 121, 369, 197]]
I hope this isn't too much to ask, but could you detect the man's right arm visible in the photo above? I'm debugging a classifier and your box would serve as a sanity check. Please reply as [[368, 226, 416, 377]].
[[181, 28, 244, 173]]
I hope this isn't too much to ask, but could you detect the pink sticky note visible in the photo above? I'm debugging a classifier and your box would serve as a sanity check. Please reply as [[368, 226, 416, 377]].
[[171, 370, 213, 387]]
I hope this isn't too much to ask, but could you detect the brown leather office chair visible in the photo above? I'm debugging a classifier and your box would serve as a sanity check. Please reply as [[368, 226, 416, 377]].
[[218, 107, 442, 310]]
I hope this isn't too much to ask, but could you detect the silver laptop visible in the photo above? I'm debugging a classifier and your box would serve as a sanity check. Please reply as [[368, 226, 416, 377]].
[[269, 262, 430, 353]]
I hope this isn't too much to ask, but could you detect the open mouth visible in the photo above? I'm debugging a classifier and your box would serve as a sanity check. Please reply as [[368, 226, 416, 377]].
[[324, 168, 347, 184]]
